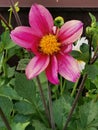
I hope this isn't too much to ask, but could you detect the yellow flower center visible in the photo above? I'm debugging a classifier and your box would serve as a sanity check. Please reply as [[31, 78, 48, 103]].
[[39, 34, 61, 55]]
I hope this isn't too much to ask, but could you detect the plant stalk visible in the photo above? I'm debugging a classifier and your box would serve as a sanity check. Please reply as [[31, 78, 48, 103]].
[[0, 14, 12, 31], [0, 107, 12, 130], [63, 74, 87, 130], [36, 76, 51, 126], [90, 53, 98, 64], [88, 37, 92, 64], [71, 78, 79, 97], [90, 46, 98, 64], [48, 83, 56, 130], [9, 0, 22, 26]]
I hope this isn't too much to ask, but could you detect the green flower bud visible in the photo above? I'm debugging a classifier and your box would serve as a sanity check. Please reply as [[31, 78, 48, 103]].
[[86, 26, 95, 36], [89, 13, 96, 28], [54, 16, 64, 28], [91, 22, 96, 28]]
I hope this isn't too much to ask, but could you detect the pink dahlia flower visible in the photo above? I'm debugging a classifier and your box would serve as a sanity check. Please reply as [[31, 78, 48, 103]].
[[10, 4, 83, 84]]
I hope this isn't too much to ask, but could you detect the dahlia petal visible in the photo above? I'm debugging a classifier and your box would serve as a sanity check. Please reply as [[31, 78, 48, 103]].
[[10, 26, 40, 49], [46, 56, 59, 84], [58, 20, 83, 45], [57, 53, 80, 82], [26, 55, 49, 79], [52, 26, 58, 35], [61, 44, 72, 54], [29, 4, 54, 36]]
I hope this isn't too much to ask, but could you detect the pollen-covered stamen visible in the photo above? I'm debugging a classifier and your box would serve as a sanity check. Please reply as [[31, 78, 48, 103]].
[[39, 34, 61, 55]]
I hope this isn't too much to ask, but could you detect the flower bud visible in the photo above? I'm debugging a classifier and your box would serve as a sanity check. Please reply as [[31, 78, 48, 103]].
[[54, 16, 64, 28]]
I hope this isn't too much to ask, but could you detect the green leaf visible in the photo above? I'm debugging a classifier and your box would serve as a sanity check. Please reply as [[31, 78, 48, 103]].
[[14, 100, 35, 115], [71, 50, 81, 60], [80, 43, 89, 53], [15, 72, 47, 126], [80, 43, 89, 62], [0, 117, 7, 129], [53, 98, 63, 129], [78, 101, 98, 129], [5, 40, 16, 50], [71, 47, 89, 62], [32, 120, 51, 130], [92, 32, 98, 49], [11, 122, 29, 130], [84, 64, 98, 80], [86, 127, 97, 130], [0, 85, 21, 100], [17, 58, 30, 71], [88, 118, 98, 127], [7, 66, 15, 78], [14, 114, 30, 123], [92, 75, 98, 88], [53, 95, 73, 130], [1, 31, 16, 50], [25, 124, 35, 130], [15, 73, 36, 103], [67, 120, 79, 130], [79, 105, 88, 128], [7, 45, 20, 60], [84, 78, 91, 90], [87, 101, 98, 124], [0, 95, 13, 117]]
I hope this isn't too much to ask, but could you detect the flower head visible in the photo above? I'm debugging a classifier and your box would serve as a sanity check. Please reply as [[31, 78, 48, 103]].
[[10, 4, 83, 84]]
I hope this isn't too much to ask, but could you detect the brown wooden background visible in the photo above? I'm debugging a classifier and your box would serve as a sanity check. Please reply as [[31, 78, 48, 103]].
[[0, 0, 98, 7]]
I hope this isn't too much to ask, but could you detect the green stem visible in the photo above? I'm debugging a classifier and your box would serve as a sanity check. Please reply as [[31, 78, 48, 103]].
[[0, 14, 12, 31], [90, 46, 98, 64], [9, 0, 22, 26], [8, 10, 12, 26], [2, 50, 8, 77], [92, 46, 98, 58], [0, 107, 12, 130], [48, 83, 56, 130], [60, 76, 63, 95], [60, 78, 66, 96], [0, 51, 4, 72], [88, 36, 92, 64], [62, 79, 66, 95], [71, 78, 79, 97], [90, 53, 98, 64], [3, 60, 7, 77], [36, 76, 51, 126]]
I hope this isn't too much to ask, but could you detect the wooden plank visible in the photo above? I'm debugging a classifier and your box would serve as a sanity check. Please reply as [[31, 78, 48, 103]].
[[0, 0, 98, 8]]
